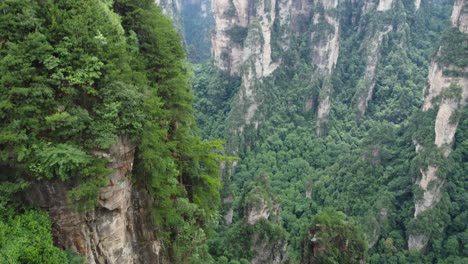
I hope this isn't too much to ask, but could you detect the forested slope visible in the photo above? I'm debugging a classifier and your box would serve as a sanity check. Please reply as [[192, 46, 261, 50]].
[[0, 0, 225, 263], [184, 0, 468, 263]]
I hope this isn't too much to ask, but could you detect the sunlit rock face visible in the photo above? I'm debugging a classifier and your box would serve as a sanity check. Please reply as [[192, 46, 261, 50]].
[[212, 0, 279, 76], [29, 137, 162, 264]]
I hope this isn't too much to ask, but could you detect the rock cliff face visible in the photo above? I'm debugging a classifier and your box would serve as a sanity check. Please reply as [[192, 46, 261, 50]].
[[451, 0, 468, 33], [414, 0, 421, 11], [356, 25, 391, 116], [211, 0, 403, 137], [212, 0, 279, 76], [409, 0, 468, 250], [246, 200, 287, 264], [376, 0, 393, 11], [311, 0, 340, 135], [242, 184, 288, 264], [355, 0, 395, 117], [29, 138, 162, 264], [193, 0, 466, 256]]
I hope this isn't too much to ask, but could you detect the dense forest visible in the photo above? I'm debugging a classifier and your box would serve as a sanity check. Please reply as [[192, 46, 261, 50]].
[[0, 0, 466, 263], [0, 0, 226, 263], [189, 0, 467, 263]]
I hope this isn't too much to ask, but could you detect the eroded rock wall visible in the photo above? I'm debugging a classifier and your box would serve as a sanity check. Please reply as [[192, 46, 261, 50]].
[[409, 1, 468, 251], [243, 184, 287, 263], [212, 0, 320, 76], [29, 138, 162, 264], [312, 0, 340, 135], [356, 26, 392, 116]]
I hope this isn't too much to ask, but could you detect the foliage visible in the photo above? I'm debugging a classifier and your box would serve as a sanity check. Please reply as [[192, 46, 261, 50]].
[[225, 26, 249, 45], [0, 209, 68, 263], [190, 0, 462, 262], [1, 0, 227, 262], [301, 209, 367, 264], [437, 27, 468, 69], [0, 180, 69, 262], [113, 1, 231, 262]]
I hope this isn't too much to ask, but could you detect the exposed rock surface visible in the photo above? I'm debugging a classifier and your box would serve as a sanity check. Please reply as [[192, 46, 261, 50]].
[[29, 138, 162, 264], [251, 238, 288, 264], [212, 0, 315, 75], [239, 174, 288, 263], [414, 166, 443, 217], [247, 199, 272, 225], [245, 196, 287, 263], [356, 26, 392, 116], [310, 0, 340, 76], [409, 0, 468, 251], [312, 1, 340, 136], [414, 0, 421, 11], [451, 0, 468, 33], [408, 234, 430, 252], [377, 0, 393, 11]]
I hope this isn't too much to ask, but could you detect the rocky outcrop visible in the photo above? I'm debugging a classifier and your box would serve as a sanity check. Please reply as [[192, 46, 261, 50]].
[[251, 238, 288, 264], [409, 1, 468, 251], [377, 0, 393, 11], [312, 0, 340, 136], [212, 0, 318, 75], [247, 200, 270, 225], [414, 0, 421, 11], [316, 77, 333, 136], [239, 174, 288, 263], [245, 199, 287, 264], [408, 234, 429, 252], [356, 26, 392, 116], [452, 0, 468, 33], [414, 166, 443, 217], [212, 0, 286, 76], [29, 137, 162, 264], [302, 211, 367, 264], [243, 176, 280, 225]]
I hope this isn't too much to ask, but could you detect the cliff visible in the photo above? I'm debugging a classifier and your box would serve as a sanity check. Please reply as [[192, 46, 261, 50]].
[[409, 0, 468, 251], [210, 0, 404, 140], [311, 0, 340, 135], [234, 174, 289, 263], [29, 138, 163, 264]]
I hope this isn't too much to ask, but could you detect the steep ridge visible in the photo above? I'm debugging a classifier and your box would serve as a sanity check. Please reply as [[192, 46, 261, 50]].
[[408, 0, 467, 250]]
